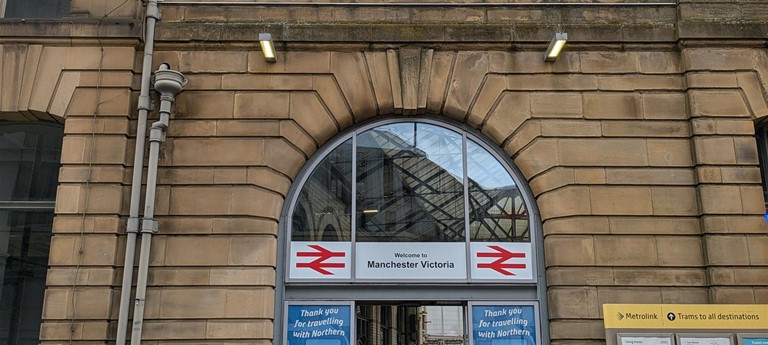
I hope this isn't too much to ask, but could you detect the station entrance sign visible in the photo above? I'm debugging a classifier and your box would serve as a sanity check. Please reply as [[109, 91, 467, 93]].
[[288, 241, 533, 282], [356, 242, 466, 280]]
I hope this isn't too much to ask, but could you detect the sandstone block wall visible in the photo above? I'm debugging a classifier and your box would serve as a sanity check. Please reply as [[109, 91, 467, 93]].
[[1, 1, 768, 344], [42, 46, 759, 345]]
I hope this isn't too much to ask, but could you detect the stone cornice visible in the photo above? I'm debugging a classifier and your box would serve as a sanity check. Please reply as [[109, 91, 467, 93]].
[[155, 22, 680, 44], [152, 2, 767, 44], [0, 19, 141, 41], [0, 3, 766, 45]]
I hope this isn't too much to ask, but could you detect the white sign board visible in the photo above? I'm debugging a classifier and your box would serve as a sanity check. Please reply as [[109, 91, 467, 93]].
[[470, 242, 533, 280], [288, 241, 536, 282], [680, 338, 732, 345], [355, 242, 466, 280], [621, 337, 672, 345], [289, 242, 351, 279]]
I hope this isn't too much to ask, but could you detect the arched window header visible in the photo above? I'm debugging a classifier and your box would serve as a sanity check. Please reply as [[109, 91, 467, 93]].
[[286, 119, 538, 283]]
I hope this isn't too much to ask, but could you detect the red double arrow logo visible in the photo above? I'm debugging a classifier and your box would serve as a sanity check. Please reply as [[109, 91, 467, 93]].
[[476, 245, 526, 276], [296, 245, 346, 275]]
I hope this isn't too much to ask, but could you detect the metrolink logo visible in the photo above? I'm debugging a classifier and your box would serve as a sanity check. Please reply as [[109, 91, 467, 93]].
[[615, 312, 659, 321]]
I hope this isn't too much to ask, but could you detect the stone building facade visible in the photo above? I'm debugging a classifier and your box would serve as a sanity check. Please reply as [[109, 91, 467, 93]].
[[0, 0, 767, 344]]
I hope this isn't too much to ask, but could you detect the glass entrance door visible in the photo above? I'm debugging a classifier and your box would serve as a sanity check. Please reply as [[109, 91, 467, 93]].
[[284, 301, 539, 345], [355, 304, 467, 345]]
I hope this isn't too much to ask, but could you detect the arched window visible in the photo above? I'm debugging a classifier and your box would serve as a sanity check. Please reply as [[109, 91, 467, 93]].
[[278, 119, 548, 345], [287, 119, 535, 282], [0, 122, 63, 345]]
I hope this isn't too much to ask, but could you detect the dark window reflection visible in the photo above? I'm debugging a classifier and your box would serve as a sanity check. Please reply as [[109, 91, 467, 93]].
[[356, 123, 464, 242], [357, 304, 463, 345], [0, 123, 63, 202], [379, 306, 391, 345], [0, 122, 62, 345], [290, 120, 532, 244], [357, 305, 372, 345], [292, 139, 353, 241], [467, 140, 529, 242], [0, 212, 54, 345], [4, 0, 71, 18]]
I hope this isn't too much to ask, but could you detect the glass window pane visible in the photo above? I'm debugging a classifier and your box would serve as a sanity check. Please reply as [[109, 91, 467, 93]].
[[356, 123, 464, 242], [4, 0, 71, 18], [424, 306, 464, 338], [292, 139, 353, 241], [755, 125, 768, 211], [0, 211, 53, 345], [467, 140, 529, 242], [0, 123, 63, 201]]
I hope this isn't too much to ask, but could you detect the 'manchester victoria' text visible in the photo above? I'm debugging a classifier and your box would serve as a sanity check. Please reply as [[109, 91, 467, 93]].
[[367, 260, 455, 269]]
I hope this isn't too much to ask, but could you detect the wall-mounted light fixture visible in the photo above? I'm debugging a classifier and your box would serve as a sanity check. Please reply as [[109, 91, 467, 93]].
[[544, 32, 567, 62], [259, 33, 277, 63]]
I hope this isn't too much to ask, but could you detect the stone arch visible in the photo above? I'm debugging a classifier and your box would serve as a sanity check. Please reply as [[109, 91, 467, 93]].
[[311, 50, 531, 164], [312, 49, 578, 196], [0, 44, 135, 123], [275, 116, 550, 345], [234, 49, 564, 183]]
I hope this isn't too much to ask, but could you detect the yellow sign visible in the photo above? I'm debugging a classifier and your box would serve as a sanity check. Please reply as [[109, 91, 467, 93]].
[[603, 304, 768, 329]]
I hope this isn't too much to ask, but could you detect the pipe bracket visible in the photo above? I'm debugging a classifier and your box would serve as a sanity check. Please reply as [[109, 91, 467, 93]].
[[127, 217, 141, 234], [137, 95, 151, 111], [140, 219, 159, 234], [146, 1, 161, 20], [149, 127, 166, 142]]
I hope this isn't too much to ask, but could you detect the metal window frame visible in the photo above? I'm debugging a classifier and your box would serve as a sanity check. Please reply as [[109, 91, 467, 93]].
[[755, 124, 768, 210], [616, 333, 675, 345], [737, 333, 768, 345], [0, 201, 56, 211], [275, 116, 549, 345], [677, 334, 735, 345]]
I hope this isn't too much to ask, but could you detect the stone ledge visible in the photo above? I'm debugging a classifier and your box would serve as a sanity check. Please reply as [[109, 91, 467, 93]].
[[155, 21, 768, 44], [0, 19, 141, 39], [156, 22, 678, 44], [161, 3, 677, 25], [678, 21, 768, 39]]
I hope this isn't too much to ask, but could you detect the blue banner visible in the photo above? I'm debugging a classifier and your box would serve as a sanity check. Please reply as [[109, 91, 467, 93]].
[[743, 339, 768, 345], [472, 305, 536, 345], [287, 305, 351, 345]]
